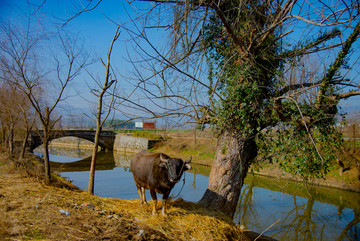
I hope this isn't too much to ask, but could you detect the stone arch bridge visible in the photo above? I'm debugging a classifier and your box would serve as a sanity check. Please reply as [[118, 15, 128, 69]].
[[29, 130, 116, 152]]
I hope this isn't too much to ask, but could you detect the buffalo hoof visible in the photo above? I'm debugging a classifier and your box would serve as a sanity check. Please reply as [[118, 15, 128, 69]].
[[140, 201, 149, 206]]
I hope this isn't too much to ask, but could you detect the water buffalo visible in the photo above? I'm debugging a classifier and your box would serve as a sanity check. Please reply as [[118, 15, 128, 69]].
[[130, 150, 192, 216]]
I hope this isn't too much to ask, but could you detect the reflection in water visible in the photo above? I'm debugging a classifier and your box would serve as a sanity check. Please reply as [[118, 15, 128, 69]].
[[49, 152, 116, 172], [34, 145, 93, 160], [39, 146, 359, 241], [236, 176, 360, 241]]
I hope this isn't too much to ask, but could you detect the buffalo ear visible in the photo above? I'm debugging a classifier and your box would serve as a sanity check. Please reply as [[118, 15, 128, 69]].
[[185, 164, 192, 170], [159, 163, 167, 168]]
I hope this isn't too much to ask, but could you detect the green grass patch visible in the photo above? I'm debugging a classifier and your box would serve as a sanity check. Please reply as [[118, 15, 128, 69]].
[[200, 153, 215, 159], [113, 129, 165, 140], [130, 130, 165, 140], [25, 229, 45, 240], [344, 140, 360, 148]]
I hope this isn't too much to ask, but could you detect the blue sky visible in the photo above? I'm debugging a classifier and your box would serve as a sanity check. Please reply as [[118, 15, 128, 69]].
[[1, 0, 359, 124], [0, 0, 153, 114], [0, 0, 188, 128]]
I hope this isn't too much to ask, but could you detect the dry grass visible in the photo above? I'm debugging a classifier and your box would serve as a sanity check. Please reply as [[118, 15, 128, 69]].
[[0, 151, 252, 241], [103, 198, 245, 240]]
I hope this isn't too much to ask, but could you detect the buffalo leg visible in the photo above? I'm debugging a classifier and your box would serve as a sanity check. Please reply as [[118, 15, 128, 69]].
[[136, 185, 144, 204], [150, 189, 157, 215], [161, 192, 170, 216], [141, 187, 148, 204]]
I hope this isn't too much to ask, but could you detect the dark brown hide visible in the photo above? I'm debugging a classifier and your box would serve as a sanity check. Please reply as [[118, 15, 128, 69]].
[[130, 150, 191, 215]]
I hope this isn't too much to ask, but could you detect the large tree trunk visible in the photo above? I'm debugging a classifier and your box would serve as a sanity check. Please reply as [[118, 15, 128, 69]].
[[199, 130, 257, 218]]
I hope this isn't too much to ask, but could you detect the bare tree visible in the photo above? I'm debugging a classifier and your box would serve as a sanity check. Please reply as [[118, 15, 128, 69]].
[[0, 84, 20, 154], [87, 26, 119, 194], [0, 14, 88, 183], [0, 81, 35, 158]]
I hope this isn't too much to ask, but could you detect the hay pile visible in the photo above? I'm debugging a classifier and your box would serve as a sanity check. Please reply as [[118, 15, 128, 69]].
[[0, 153, 250, 240], [104, 198, 245, 240]]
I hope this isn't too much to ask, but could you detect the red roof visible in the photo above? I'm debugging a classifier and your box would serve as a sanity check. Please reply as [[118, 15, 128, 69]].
[[143, 122, 155, 130]]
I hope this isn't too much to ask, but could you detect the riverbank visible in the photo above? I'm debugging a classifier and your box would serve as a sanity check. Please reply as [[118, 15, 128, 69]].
[[152, 137, 360, 193], [0, 150, 275, 241]]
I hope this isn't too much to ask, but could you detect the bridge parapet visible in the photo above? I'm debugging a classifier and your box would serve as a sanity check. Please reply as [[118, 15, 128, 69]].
[[29, 130, 116, 152]]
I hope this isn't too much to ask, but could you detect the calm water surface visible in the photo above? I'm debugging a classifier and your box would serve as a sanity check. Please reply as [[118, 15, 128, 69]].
[[35, 145, 360, 241]]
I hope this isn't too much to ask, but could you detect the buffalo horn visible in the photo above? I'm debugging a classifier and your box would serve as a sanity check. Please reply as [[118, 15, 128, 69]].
[[186, 156, 192, 163], [160, 154, 169, 163]]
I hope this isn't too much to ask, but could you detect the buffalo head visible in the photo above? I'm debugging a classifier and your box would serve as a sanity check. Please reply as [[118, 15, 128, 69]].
[[159, 154, 192, 183]]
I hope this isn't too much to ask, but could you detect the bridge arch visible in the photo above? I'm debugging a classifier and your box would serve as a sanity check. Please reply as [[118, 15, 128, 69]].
[[29, 130, 116, 152]]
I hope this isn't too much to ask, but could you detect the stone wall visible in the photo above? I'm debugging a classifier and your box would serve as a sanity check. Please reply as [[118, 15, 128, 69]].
[[113, 134, 159, 153]]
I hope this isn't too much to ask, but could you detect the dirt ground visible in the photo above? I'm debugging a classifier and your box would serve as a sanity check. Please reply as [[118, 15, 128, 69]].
[[0, 151, 276, 241]]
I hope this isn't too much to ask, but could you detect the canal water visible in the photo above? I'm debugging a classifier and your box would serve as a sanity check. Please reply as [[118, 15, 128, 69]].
[[35, 145, 360, 241]]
